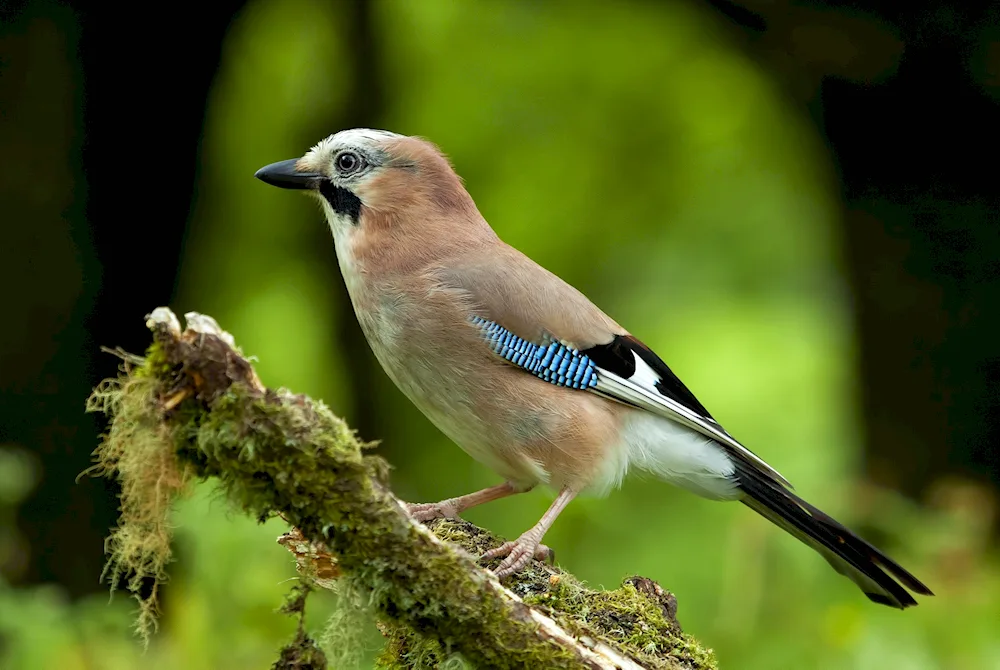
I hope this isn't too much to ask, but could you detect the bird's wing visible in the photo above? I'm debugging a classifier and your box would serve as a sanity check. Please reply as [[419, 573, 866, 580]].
[[584, 334, 791, 487], [432, 246, 790, 488]]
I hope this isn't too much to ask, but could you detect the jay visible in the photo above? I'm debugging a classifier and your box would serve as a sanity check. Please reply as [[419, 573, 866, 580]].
[[255, 129, 932, 608]]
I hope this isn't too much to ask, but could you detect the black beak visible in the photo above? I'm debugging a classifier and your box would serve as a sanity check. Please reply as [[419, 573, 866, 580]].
[[254, 158, 323, 190]]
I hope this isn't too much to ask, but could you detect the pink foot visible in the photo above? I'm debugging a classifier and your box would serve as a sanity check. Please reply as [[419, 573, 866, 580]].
[[480, 535, 554, 578], [405, 500, 461, 522]]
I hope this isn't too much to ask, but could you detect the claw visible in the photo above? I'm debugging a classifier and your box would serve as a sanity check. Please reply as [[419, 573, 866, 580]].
[[480, 536, 554, 578], [405, 500, 459, 522], [536, 544, 555, 565]]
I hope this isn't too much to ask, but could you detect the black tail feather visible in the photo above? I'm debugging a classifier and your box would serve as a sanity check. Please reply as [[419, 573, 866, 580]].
[[735, 463, 933, 608]]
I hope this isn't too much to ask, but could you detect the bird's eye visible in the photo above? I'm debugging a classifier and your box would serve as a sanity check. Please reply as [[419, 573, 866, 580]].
[[336, 151, 362, 174]]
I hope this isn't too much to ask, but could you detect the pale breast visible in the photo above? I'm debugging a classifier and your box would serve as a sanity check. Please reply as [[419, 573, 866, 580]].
[[340, 266, 530, 479]]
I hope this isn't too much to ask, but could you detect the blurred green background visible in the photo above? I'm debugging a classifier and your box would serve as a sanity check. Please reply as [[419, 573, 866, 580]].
[[2, 0, 999, 668]]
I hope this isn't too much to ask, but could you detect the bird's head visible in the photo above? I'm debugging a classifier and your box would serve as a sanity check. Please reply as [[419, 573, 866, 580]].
[[255, 129, 485, 251]]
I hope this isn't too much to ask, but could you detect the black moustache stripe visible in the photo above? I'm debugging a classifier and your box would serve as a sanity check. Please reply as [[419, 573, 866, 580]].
[[319, 180, 362, 224]]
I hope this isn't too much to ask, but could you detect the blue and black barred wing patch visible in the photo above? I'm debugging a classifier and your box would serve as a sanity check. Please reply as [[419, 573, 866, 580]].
[[470, 316, 598, 390]]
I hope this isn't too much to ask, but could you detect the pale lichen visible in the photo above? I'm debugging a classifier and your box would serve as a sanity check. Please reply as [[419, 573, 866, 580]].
[[84, 348, 194, 643]]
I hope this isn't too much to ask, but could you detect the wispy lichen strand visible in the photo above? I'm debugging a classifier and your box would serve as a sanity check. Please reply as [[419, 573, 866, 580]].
[[85, 367, 193, 642]]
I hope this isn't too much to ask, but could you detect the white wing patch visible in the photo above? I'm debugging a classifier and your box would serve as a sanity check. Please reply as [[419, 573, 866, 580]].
[[631, 352, 662, 389], [591, 352, 791, 488]]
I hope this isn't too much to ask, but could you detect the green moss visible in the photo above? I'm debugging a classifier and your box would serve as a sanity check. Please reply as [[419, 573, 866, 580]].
[[524, 580, 715, 670], [134, 341, 174, 380], [425, 518, 716, 670], [272, 635, 327, 670], [273, 582, 328, 670]]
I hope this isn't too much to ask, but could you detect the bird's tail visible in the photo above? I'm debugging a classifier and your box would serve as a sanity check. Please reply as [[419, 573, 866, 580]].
[[736, 464, 933, 608]]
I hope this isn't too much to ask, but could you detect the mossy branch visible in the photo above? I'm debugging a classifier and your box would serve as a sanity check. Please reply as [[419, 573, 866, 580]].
[[86, 307, 716, 670]]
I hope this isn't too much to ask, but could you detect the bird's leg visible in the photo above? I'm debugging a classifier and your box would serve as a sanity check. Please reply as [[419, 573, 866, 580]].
[[480, 487, 577, 578], [405, 481, 524, 522]]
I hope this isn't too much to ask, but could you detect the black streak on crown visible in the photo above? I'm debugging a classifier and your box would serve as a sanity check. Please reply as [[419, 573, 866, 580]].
[[319, 180, 362, 224]]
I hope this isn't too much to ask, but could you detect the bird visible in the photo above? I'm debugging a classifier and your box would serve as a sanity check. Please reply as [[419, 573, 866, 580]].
[[255, 128, 933, 608]]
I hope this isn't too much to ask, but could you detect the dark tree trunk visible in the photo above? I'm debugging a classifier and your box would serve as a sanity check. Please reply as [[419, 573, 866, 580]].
[[703, 0, 1000, 499], [1, 0, 247, 597]]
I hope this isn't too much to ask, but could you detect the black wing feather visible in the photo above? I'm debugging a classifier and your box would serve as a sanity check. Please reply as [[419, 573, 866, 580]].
[[736, 461, 933, 607], [581, 334, 713, 419]]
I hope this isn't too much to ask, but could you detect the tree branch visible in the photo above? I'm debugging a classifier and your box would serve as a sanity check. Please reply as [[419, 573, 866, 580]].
[[86, 307, 716, 670]]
